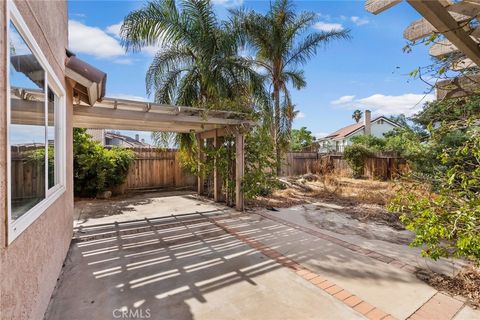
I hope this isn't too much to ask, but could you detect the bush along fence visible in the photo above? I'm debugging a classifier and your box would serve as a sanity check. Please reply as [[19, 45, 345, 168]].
[[280, 152, 409, 180]]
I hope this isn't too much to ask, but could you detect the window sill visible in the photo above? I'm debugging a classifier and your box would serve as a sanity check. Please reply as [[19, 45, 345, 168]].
[[8, 185, 66, 244]]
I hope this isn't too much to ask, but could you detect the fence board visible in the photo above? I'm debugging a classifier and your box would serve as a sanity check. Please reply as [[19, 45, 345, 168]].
[[281, 152, 408, 180], [124, 148, 196, 191]]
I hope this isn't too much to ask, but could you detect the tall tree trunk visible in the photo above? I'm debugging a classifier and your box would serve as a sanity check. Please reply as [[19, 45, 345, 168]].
[[273, 83, 281, 176]]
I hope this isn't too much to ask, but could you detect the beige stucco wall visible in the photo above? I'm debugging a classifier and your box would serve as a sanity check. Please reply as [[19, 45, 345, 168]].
[[0, 1, 74, 319]]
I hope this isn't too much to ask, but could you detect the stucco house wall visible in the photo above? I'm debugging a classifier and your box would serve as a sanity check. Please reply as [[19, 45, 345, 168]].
[[0, 1, 73, 319], [370, 119, 397, 138]]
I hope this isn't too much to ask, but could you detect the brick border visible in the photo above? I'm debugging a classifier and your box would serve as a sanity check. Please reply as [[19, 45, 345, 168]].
[[407, 293, 464, 320], [208, 216, 396, 320], [258, 211, 420, 274]]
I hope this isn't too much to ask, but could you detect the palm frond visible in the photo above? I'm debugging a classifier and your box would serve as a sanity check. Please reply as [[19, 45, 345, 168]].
[[285, 29, 351, 67]]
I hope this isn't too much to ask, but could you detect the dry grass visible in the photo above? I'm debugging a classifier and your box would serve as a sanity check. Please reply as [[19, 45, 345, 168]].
[[248, 174, 407, 228], [250, 174, 400, 207]]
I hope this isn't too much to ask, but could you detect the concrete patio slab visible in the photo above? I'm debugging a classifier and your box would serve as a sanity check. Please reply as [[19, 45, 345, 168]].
[[266, 204, 466, 276], [216, 213, 441, 320], [74, 191, 233, 227], [46, 194, 478, 320], [46, 212, 363, 320], [453, 305, 480, 320]]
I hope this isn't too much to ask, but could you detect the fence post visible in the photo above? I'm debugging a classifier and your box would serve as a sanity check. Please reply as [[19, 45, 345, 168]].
[[213, 131, 223, 202], [235, 132, 244, 211], [196, 135, 204, 195]]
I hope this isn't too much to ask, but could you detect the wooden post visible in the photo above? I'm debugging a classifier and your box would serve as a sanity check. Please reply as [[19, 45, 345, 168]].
[[235, 132, 244, 211], [197, 135, 204, 195], [213, 130, 224, 202]]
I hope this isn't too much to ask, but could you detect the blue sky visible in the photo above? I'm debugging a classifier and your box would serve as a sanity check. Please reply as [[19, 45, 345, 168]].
[[67, 0, 435, 142]]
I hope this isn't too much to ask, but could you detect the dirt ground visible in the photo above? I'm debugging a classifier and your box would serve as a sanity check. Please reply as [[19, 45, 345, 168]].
[[249, 174, 404, 229]]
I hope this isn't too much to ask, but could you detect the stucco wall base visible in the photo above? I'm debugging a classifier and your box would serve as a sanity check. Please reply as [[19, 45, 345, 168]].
[[0, 1, 74, 320]]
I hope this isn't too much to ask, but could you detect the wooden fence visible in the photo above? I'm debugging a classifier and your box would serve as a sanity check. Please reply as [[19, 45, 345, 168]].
[[14, 146, 407, 200], [11, 145, 45, 200], [121, 148, 196, 192], [281, 152, 408, 180]]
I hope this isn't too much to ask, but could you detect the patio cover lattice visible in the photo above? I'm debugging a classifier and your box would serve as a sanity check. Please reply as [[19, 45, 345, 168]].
[[71, 97, 253, 211]]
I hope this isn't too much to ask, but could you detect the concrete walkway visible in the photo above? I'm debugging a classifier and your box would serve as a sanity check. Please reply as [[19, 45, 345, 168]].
[[46, 193, 479, 320]]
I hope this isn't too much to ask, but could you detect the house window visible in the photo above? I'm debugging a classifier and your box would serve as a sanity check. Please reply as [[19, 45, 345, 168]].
[[7, 2, 66, 242]]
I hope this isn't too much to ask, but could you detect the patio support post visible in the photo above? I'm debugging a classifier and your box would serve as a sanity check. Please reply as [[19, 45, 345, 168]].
[[213, 130, 224, 202], [235, 131, 244, 211], [197, 134, 204, 195]]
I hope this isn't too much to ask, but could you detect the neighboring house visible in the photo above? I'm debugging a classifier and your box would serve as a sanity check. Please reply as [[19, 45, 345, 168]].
[[86, 129, 151, 147], [318, 110, 401, 153]]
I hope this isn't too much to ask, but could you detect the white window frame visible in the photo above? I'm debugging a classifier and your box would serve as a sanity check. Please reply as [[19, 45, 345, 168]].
[[6, 0, 67, 243]]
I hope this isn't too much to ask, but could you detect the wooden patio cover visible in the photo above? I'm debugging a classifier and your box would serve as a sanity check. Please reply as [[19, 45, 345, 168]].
[[366, 0, 480, 99], [72, 97, 254, 211]]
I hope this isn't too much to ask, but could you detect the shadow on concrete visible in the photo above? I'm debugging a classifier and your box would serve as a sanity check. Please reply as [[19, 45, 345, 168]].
[[46, 211, 282, 320]]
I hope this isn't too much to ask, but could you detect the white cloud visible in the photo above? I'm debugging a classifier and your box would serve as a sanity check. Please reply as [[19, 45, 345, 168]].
[[296, 112, 306, 119], [314, 22, 344, 32], [357, 93, 435, 116], [331, 95, 355, 105], [69, 20, 124, 58], [331, 93, 435, 116], [142, 44, 164, 56], [317, 13, 332, 21], [106, 21, 122, 38], [351, 16, 370, 26], [211, 0, 243, 7], [105, 21, 164, 57]]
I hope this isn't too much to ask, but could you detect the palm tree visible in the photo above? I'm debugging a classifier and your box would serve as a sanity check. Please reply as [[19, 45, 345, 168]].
[[120, 0, 268, 169], [120, 0, 265, 108], [233, 0, 350, 175], [352, 109, 363, 123]]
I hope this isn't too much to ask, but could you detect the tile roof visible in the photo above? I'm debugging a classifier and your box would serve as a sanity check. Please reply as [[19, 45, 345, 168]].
[[323, 116, 393, 139], [324, 122, 364, 139]]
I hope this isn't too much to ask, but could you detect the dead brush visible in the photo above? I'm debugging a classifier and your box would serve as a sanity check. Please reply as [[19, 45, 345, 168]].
[[317, 174, 342, 195]]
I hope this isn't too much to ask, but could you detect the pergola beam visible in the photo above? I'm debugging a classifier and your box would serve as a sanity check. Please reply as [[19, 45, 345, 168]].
[[198, 127, 229, 140], [404, 12, 472, 42], [365, 0, 401, 14], [451, 57, 476, 71], [407, 0, 480, 66], [436, 74, 480, 99], [429, 38, 459, 57], [73, 105, 245, 127]]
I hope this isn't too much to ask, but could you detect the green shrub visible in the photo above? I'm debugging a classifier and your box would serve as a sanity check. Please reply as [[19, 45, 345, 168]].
[[389, 125, 480, 264], [243, 126, 278, 199], [179, 126, 279, 202], [350, 135, 386, 151], [73, 129, 135, 197], [343, 144, 373, 178]]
